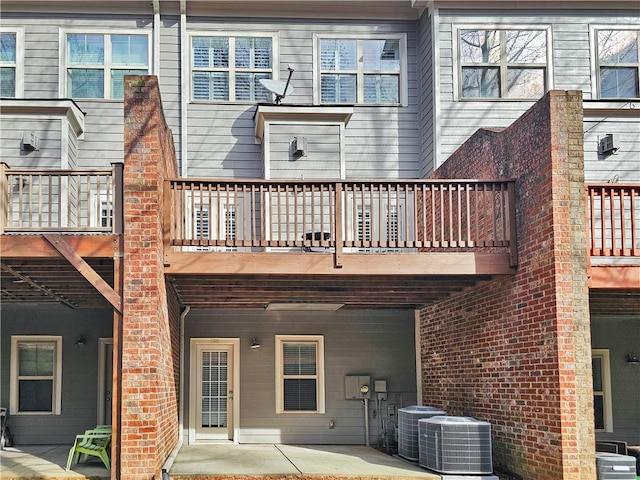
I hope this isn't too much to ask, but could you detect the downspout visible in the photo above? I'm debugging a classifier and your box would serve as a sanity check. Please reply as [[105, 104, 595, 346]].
[[180, 0, 188, 176], [162, 305, 191, 474], [152, 0, 160, 77]]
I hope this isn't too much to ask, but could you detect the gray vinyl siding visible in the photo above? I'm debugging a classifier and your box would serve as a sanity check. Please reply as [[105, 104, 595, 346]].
[[159, 15, 182, 167], [584, 113, 640, 183], [269, 124, 341, 179], [185, 309, 418, 445], [0, 304, 113, 445], [435, 10, 640, 170], [67, 123, 78, 170], [0, 117, 62, 168], [591, 315, 640, 446], [184, 19, 420, 180], [418, 9, 434, 178], [0, 14, 153, 168]]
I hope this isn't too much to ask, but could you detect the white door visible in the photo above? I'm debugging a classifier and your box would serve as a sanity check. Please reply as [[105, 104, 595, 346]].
[[190, 339, 239, 443]]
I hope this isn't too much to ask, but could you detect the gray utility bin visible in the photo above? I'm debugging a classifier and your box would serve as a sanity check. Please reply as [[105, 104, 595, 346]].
[[596, 452, 637, 480]]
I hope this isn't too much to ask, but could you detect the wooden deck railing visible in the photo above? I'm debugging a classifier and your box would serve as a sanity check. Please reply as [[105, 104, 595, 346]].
[[587, 183, 639, 257], [0, 163, 123, 234], [165, 179, 518, 266]]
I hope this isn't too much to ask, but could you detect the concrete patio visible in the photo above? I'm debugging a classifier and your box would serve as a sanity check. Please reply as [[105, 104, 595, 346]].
[[0, 444, 441, 479]]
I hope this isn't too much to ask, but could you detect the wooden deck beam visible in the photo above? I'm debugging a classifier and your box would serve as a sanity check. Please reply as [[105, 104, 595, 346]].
[[0, 234, 120, 258], [589, 265, 640, 289], [164, 251, 516, 276]]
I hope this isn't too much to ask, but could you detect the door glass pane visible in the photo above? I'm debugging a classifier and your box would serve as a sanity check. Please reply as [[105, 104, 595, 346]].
[[200, 351, 228, 428]]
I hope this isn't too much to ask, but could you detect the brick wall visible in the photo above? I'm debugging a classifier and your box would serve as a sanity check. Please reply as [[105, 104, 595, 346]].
[[421, 91, 594, 479], [122, 76, 181, 480]]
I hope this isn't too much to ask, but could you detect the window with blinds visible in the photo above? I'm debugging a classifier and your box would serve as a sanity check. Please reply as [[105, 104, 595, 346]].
[[65, 32, 149, 99], [191, 34, 274, 102], [276, 335, 325, 414], [0, 32, 17, 97], [316, 35, 406, 105]]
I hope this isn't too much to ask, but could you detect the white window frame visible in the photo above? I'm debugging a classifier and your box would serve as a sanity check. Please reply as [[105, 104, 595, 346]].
[[0, 27, 25, 97], [453, 25, 553, 101], [184, 192, 241, 252], [592, 349, 613, 433], [275, 335, 325, 414], [188, 31, 279, 103], [59, 28, 152, 100], [10, 336, 63, 415], [589, 25, 640, 100], [313, 33, 408, 106]]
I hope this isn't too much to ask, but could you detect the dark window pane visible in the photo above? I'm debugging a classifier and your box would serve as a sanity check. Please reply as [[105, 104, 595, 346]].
[[320, 74, 356, 103], [600, 67, 639, 98], [283, 343, 316, 375], [19, 379, 53, 412], [363, 74, 399, 103], [0, 33, 16, 63], [460, 30, 500, 63], [506, 68, 545, 98], [67, 69, 104, 98], [592, 357, 603, 391], [461, 67, 499, 98], [0, 67, 15, 97], [19, 343, 54, 376], [593, 395, 605, 430], [284, 379, 317, 411]]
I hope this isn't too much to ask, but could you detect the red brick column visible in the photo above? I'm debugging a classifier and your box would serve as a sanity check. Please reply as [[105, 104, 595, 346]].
[[421, 91, 594, 479], [122, 76, 181, 480]]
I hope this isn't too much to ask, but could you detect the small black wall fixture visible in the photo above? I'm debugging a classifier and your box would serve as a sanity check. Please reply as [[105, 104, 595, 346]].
[[625, 353, 639, 364], [250, 337, 261, 349], [75, 335, 86, 347]]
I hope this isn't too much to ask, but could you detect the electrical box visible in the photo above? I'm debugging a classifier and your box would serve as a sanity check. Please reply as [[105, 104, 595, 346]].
[[21, 131, 39, 151], [598, 134, 618, 156], [374, 379, 387, 400], [290, 136, 307, 158], [345, 375, 370, 399]]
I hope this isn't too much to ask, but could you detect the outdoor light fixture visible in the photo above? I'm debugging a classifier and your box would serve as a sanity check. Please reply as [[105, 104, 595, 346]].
[[625, 353, 639, 364], [250, 337, 261, 349], [75, 335, 86, 347]]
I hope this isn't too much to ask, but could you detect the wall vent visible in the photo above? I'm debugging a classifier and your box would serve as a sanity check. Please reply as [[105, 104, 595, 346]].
[[598, 134, 618, 155], [21, 131, 39, 151]]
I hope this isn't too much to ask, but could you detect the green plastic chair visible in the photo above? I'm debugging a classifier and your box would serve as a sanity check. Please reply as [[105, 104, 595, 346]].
[[66, 429, 112, 470]]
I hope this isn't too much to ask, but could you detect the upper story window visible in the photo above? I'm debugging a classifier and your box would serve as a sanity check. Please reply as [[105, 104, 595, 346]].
[[0, 29, 23, 97], [458, 29, 549, 100], [64, 32, 150, 99], [314, 34, 408, 105], [596, 29, 639, 99], [11, 336, 62, 415], [191, 34, 276, 102]]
